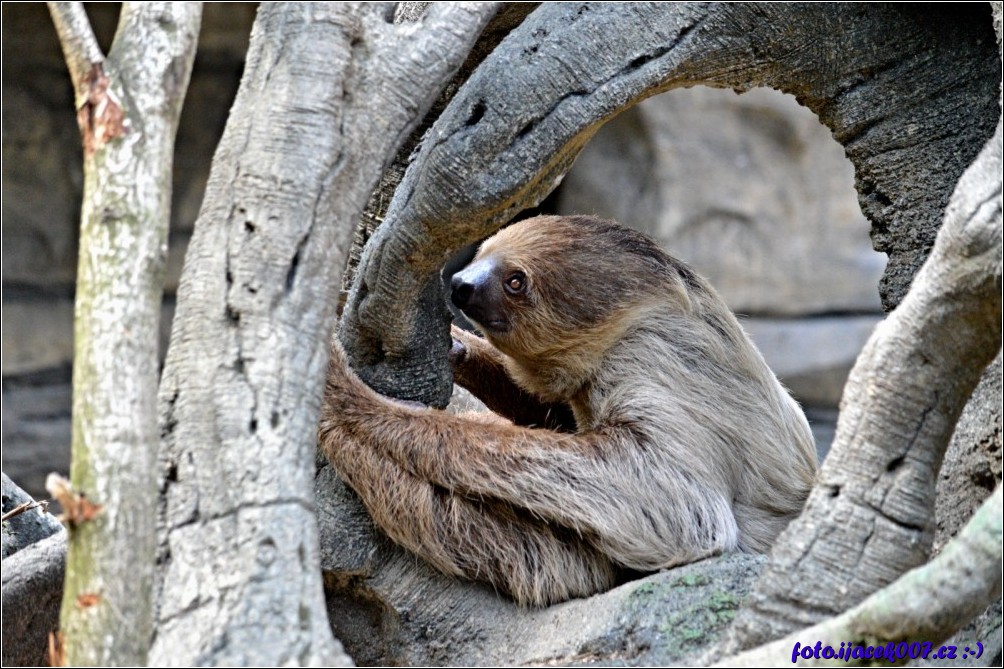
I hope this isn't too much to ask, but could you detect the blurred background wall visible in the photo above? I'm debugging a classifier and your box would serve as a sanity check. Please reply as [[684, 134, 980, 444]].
[[2, 4, 885, 500]]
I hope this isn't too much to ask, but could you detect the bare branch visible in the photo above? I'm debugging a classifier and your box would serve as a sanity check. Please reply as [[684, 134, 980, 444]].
[[47, 2, 105, 105], [1, 501, 48, 523]]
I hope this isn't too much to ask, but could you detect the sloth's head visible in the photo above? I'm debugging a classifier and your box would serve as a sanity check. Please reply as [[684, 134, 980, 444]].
[[450, 215, 696, 365]]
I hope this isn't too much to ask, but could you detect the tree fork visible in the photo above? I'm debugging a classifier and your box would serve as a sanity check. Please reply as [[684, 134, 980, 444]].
[[48, 2, 201, 665]]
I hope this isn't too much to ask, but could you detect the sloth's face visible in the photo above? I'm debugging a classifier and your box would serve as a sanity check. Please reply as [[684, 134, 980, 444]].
[[450, 253, 530, 339], [449, 245, 616, 362], [450, 215, 692, 362]]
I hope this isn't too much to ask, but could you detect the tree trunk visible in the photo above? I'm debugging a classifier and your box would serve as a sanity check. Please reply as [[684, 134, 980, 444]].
[[152, 4, 497, 665], [48, 3, 200, 664]]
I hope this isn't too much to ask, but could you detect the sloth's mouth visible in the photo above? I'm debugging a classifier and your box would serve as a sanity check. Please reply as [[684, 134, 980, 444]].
[[464, 312, 511, 335], [481, 319, 511, 333]]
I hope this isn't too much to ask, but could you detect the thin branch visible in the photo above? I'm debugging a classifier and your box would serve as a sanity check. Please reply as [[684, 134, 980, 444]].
[[47, 2, 105, 105], [717, 485, 1003, 667], [1, 500, 49, 523]]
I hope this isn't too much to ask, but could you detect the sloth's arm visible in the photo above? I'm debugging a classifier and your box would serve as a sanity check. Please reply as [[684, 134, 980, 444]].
[[324, 341, 629, 536], [449, 325, 576, 432], [320, 369, 617, 606]]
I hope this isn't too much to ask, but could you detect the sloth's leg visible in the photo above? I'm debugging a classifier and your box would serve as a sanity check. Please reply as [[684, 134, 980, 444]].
[[450, 325, 576, 432], [320, 420, 617, 606]]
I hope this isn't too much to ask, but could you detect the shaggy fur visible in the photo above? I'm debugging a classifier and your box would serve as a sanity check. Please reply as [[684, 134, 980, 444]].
[[320, 215, 817, 606]]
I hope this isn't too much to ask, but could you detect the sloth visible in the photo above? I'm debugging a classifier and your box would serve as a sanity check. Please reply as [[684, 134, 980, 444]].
[[320, 214, 818, 606]]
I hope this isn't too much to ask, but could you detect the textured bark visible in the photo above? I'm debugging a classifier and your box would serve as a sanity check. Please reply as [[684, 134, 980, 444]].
[[725, 117, 1002, 651], [338, 3, 998, 407], [933, 352, 1002, 554], [340, 2, 538, 297], [152, 4, 496, 665], [719, 486, 1002, 668], [48, 3, 200, 665], [1, 533, 68, 667], [1, 473, 66, 667]]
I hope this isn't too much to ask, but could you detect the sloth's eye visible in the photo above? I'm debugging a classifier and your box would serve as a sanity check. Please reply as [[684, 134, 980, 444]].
[[504, 272, 526, 294]]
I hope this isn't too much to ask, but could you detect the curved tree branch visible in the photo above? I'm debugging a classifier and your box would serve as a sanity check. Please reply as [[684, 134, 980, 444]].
[[341, 3, 539, 296], [339, 3, 998, 408]]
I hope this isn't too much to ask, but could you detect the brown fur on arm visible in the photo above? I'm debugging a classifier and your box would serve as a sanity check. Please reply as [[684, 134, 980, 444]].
[[323, 341, 733, 573], [450, 325, 576, 431], [320, 345, 617, 606]]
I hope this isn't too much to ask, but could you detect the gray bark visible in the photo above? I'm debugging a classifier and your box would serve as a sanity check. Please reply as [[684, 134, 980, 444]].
[[338, 3, 998, 407], [47, 3, 200, 665], [340, 3, 538, 296], [933, 352, 1001, 554], [1, 533, 68, 667], [152, 4, 497, 665], [1, 473, 66, 667]]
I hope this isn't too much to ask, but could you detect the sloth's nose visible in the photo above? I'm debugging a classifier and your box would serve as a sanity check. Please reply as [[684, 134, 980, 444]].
[[451, 275, 474, 308], [451, 258, 495, 312]]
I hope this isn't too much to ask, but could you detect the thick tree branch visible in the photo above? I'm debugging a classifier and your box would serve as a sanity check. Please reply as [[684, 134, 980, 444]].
[[719, 485, 1002, 668]]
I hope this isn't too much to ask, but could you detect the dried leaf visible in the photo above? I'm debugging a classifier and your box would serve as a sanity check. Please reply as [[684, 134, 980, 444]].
[[45, 473, 103, 527], [76, 592, 101, 608], [48, 631, 65, 667]]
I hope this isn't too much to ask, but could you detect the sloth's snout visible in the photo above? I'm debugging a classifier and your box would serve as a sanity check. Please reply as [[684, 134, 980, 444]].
[[450, 259, 494, 311], [451, 274, 475, 309], [450, 258, 509, 333]]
